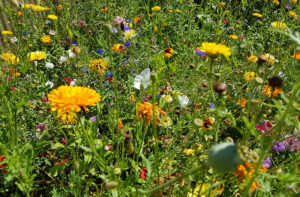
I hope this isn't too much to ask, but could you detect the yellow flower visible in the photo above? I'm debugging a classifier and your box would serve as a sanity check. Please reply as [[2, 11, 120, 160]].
[[31, 5, 49, 11], [165, 95, 173, 103], [136, 102, 166, 125], [247, 55, 258, 63], [264, 53, 276, 65], [159, 116, 173, 128], [28, 51, 47, 62], [124, 29, 136, 39], [175, 9, 181, 13], [187, 182, 224, 197], [2, 31, 13, 35], [219, 1, 226, 6], [273, 0, 279, 5], [1, 52, 20, 65], [47, 86, 101, 112], [229, 35, 238, 40], [112, 44, 126, 52], [291, 0, 297, 3], [48, 15, 58, 20], [133, 17, 141, 23], [199, 42, 231, 58], [163, 48, 174, 58], [40, 35, 52, 45], [252, 13, 262, 18], [271, 21, 287, 30], [244, 72, 256, 81], [183, 149, 195, 155], [292, 52, 300, 60], [89, 59, 108, 75], [101, 6, 108, 12], [154, 26, 158, 33], [56, 110, 77, 124], [151, 6, 161, 11], [289, 11, 297, 19], [57, 4, 64, 12], [14, 72, 21, 77]]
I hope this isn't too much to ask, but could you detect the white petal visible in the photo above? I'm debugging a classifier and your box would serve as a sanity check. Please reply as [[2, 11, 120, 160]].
[[178, 95, 189, 108]]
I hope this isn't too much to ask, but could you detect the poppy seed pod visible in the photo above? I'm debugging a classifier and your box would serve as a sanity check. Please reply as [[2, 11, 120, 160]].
[[213, 82, 227, 94], [257, 55, 267, 64], [105, 181, 118, 190], [207, 142, 242, 173]]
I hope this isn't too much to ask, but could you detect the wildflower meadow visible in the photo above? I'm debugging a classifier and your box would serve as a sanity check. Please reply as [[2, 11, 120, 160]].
[[1, 0, 300, 196]]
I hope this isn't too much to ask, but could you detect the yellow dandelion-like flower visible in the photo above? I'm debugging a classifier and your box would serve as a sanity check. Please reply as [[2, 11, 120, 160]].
[[89, 59, 108, 75], [252, 13, 262, 18], [163, 48, 174, 58], [247, 55, 258, 63], [56, 110, 78, 124], [151, 6, 161, 11], [48, 14, 58, 20], [291, 0, 297, 3], [133, 17, 141, 23], [57, 4, 64, 12], [159, 116, 173, 128], [1, 52, 20, 65], [199, 42, 231, 58], [28, 51, 47, 62], [47, 85, 101, 112], [112, 44, 126, 52], [2, 31, 13, 35], [229, 35, 238, 40], [183, 149, 195, 155], [40, 35, 52, 45], [271, 21, 287, 30], [289, 11, 297, 19], [244, 72, 256, 81], [273, 0, 279, 5]]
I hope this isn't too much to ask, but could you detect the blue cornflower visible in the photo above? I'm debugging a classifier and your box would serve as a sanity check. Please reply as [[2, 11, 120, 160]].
[[23, 31, 30, 35], [97, 48, 104, 55], [82, 67, 89, 72], [45, 21, 51, 25], [124, 41, 131, 48], [107, 72, 113, 77], [157, 94, 161, 100], [72, 41, 78, 46], [124, 27, 131, 31], [210, 103, 216, 109], [122, 60, 128, 65]]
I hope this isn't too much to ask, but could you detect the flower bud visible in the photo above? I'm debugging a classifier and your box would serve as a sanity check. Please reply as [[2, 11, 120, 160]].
[[105, 181, 118, 190], [213, 82, 227, 94], [207, 142, 242, 173], [113, 168, 121, 175]]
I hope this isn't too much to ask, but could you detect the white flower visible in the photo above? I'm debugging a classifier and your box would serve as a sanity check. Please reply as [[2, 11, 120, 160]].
[[45, 62, 54, 69], [45, 81, 54, 88], [49, 30, 56, 35], [59, 56, 68, 64], [70, 79, 76, 86], [10, 37, 18, 43], [178, 95, 189, 108], [68, 50, 75, 58], [133, 68, 151, 90]]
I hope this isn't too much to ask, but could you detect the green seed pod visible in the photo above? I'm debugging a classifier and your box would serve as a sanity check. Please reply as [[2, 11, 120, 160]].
[[113, 168, 121, 175], [126, 140, 135, 155], [207, 142, 242, 173], [105, 181, 118, 190], [103, 23, 112, 36]]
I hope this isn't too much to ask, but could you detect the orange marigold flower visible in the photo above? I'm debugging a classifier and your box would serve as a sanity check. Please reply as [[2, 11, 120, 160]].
[[238, 99, 248, 108], [47, 85, 101, 112], [262, 85, 282, 98], [136, 102, 166, 125], [292, 52, 300, 60]]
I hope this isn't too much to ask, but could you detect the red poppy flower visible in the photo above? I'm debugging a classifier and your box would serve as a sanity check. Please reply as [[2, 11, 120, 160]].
[[55, 158, 68, 165], [239, 37, 245, 40], [223, 20, 228, 23], [140, 168, 147, 180], [0, 156, 5, 162]]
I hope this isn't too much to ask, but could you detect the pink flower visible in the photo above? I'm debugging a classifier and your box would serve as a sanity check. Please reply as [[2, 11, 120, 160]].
[[10, 87, 16, 91], [42, 97, 47, 102], [223, 19, 228, 23], [257, 121, 273, 136], [61, 138, 67, 143]]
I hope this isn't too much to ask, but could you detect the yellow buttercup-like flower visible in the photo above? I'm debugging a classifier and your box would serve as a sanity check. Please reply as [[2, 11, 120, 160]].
[[229, 35, 238, 40], [183, 149, 195, 155], [252, 13, 262, 18], [289, 11, 297, 19], [1, 52, 20, 65], [31, 5, 49, 11], [151, 6, 161, 11], [244, 72, 256, 81], [48, 14, 58, 20], [28, 51, 47, 62], [2, 31, 13, 35], [47, 86, 101, 112], [40, 35, 52, 45], [89, 59, 108, 75], [112, 44, 126, 52], [247, 55, 258, 63], [264, 53, 276, 65], [200, 42, 231, 58], [271, 21, 287, 30]]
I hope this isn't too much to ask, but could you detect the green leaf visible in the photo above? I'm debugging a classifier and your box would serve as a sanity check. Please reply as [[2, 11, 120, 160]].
[[51, 143, 65, 150]]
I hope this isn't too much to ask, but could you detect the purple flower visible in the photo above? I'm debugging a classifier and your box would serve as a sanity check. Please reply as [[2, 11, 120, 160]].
[[124, 27, 131, 31], [107, 72, 113, 77], [82, 67, 89, 72], [273, 142, 286, 152], [89, 116, 97, 122], [97, 48, 104, 55], [262, 157, 272, 168], [111, 28, 118, 34], [72, 41, 78, 46], [210, 103, 216, 109], [36, 123, 47, 131], [61, 138, 67, 143], [286, 4, 291, 9]]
